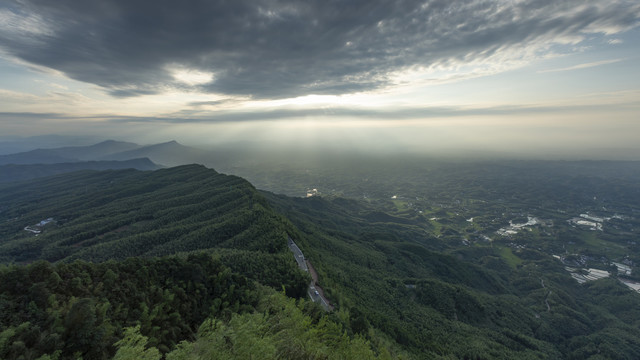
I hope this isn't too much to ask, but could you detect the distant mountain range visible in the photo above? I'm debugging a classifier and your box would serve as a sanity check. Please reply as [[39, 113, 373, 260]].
[[0, 140, 140, 165], [0, 135, 103, 155], [99, 140, 214, 167], [0, 158, 159, 183], [0, 139, 216, 166], [0, 149, 77, 165], [52, 139, 142, 161], [0, 139, 219, 182]]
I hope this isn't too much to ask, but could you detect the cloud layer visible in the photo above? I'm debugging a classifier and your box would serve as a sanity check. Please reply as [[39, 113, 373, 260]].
[[1, 0, 639, 99]]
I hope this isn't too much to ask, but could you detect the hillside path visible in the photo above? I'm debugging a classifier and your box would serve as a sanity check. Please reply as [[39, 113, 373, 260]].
[[306, 260, 334, 311], [540, 278, 551, 312]]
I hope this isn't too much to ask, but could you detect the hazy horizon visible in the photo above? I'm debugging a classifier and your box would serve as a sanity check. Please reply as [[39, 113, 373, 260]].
[[2, 133, 640, 162], [1, 1, 639, 160]]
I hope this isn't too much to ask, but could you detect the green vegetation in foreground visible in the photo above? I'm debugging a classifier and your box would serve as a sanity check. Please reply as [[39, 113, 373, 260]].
[[0, 256, 395, 360], [0, 255, 258, 359], [117, 291, 395, 360]]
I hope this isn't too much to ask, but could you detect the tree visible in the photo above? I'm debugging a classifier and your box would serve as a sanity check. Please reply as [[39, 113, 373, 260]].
[[113, 325, 161, 360]]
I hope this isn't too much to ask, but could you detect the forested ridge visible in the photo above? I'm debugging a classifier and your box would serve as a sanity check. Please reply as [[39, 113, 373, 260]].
[[0, 165, 293, 263], [266, 192, 640, 359], [1, 164, 639, 359], [0, 165, 399, 359], [0, 255, 257, 358], [0, 255, 393, 359]]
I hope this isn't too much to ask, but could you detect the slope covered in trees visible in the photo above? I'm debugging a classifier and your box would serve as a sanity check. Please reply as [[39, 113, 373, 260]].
[[0, 255, 392, 360], [0, 255, 258, 359], [0, 165, 287, 261], [1, 164, 640, 359], [266, 192, 640, 359], [0, 166, 327, 359], [115, 290, 395, 360]]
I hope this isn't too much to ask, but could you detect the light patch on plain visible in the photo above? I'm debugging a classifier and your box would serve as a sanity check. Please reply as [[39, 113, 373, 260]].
[[538, 59, 623, 73]]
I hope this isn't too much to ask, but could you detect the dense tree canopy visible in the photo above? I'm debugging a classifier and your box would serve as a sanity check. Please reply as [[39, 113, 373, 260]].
[[1, 164, 639, 359]]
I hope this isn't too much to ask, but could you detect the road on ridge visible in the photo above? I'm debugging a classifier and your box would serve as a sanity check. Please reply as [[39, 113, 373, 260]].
[[288, 237, 332, 311]]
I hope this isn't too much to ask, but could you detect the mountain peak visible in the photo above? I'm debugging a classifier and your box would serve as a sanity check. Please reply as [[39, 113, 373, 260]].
[[100, 140, 210, 167], [149, 140, 183, 148], [95, 139, 123, 145]]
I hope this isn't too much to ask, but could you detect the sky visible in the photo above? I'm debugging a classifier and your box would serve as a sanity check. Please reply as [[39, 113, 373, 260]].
[[0, 0, 639, 159]]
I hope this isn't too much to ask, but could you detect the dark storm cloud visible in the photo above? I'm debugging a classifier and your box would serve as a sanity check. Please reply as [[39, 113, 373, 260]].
[[1, 0, 638, 99]]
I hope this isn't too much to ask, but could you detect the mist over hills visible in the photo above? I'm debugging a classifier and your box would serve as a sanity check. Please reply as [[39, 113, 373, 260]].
[[0, 158, 159, 183], [0, 140, 211, 183], [0, 139, 214, 167], [0, 135, 103, 155], [0, 149, 76, 166], [0, 140, 140, 165], [56, 140, 141, 161], [3, 137, 640, 199], [99, 140, 215, 167]]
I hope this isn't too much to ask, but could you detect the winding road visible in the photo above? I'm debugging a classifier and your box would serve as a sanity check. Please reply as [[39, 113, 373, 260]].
[[540, 278, 551, 312], [288, 237, 333, 311], [306, 260, 333, 311]]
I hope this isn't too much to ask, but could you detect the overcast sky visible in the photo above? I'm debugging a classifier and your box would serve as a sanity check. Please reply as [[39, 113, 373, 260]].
[[1, 0, 639, 158]]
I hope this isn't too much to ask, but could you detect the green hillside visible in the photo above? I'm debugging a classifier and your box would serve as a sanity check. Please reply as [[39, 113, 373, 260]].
[[0, 255, 258, 359], [1, 165, 639, 359], [1, 165, 285, 261], [0, 255, 392, 360], [0, 166, 327, 359], [266, 192, 640, 359]]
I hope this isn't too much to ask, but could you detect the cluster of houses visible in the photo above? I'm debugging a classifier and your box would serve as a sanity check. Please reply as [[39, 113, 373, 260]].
[[554, 254, 639, 293]]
